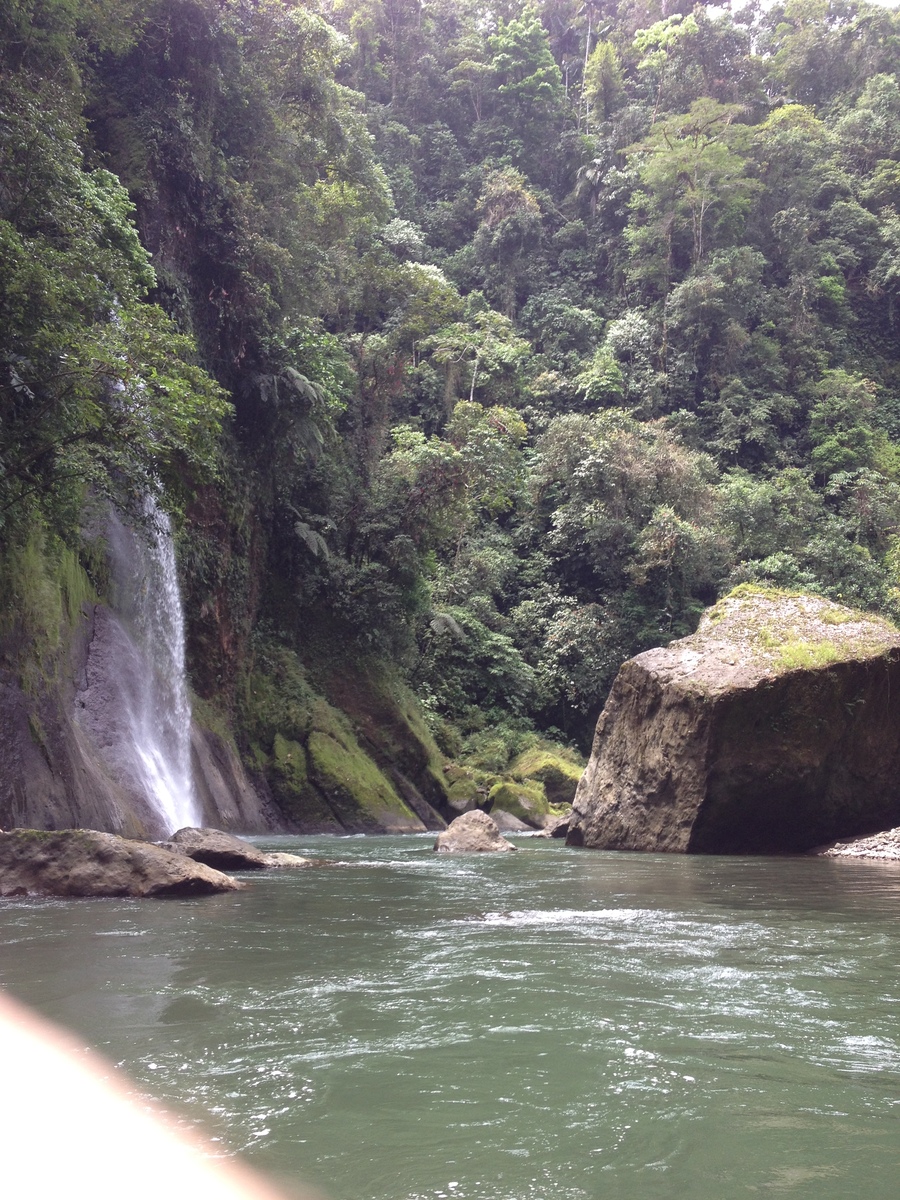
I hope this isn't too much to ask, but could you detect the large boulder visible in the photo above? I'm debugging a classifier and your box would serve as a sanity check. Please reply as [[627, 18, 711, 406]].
[[567, 588, 900, 854], [168, 826, 269, 870], [0, 830, 244, 897], [434, 810, 518, 853]]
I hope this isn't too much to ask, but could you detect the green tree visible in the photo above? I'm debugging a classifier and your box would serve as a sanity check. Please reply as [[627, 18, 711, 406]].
[[424, 303, 530, 405], [626, 99, 759, 295], [483, 4, 565, 178]]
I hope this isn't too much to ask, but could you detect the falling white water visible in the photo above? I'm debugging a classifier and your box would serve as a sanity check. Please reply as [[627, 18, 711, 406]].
[[104, 497, 202, 835]]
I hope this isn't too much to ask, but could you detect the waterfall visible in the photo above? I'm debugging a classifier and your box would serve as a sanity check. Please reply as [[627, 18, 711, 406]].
[[97, 496, 202, 836]]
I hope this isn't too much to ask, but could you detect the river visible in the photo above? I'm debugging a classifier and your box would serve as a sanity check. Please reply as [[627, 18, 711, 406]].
[[1, 835, 899, 1199]]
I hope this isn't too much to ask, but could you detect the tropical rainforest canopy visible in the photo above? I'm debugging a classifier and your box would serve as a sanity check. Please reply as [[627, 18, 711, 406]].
[[5, 0, 900, 776]]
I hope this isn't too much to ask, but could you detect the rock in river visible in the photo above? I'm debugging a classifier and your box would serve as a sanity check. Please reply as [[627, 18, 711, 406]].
[[167, 826, 270, 870], [567, 587, 900, 854], [434, 810, 517, 853], [262, 851, 312, 868], [0, 830, 244, 897]]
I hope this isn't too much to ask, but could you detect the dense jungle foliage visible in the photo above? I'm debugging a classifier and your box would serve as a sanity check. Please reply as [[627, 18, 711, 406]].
[[6, 0, 900, 778]]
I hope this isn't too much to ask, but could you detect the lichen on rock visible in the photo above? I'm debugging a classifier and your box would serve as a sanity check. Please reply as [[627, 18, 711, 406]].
[[567, 587, 900, 855]]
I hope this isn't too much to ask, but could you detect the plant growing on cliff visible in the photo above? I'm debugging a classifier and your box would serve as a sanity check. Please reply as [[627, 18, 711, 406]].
[[0, 8, 228, 545]]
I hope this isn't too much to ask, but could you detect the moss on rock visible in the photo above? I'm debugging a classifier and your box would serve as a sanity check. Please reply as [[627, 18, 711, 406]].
[[235, 637, 452, 831], [268, 733, 314, 819], [700, 586, 899, 681], [314, 658, 452, 825], [509, 743, 584, 807], [307, 720, 423, 832], [487, 779, 550, 827], [240, 645, 315, 751], [446, 776, 482, 812]]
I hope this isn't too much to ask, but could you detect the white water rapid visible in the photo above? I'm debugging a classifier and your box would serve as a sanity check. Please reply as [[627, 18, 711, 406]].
[[102, 497, 202, 835]]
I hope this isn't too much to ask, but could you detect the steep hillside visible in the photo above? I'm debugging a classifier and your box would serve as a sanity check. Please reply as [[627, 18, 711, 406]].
[[5, 0, 900, 831]]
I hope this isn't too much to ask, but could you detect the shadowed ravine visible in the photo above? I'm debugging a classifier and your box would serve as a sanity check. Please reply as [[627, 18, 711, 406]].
[[2, 837, 900, 1200]]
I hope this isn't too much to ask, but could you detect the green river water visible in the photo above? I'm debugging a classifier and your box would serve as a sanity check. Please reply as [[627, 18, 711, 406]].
[[2, 834, 900, 1199]]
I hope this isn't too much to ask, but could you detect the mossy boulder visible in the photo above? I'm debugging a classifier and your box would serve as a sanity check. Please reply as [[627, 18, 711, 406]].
[[487, 780, 551, 829], [568, 588, 900, 854], [509, 744, 584, 807], [446, 776, 484, 813]]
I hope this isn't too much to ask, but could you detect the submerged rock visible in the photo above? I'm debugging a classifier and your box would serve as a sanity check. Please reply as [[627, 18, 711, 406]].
[[434, 810, 517, 853], [168, 826, 269, 870], [0, 830, 244, 897], [262, 851, 312, 868], [567, 588, 900, 855]]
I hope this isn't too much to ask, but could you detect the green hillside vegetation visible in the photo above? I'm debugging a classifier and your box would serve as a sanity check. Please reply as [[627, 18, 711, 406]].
[[6, 0, 900, 821]]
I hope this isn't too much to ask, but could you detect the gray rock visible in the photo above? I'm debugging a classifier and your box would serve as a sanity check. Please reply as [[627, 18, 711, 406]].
[[489, 809, 533, 833], [263, 851, 312, 868], [190, 724, 282, 834], [0, 829, 244, 897], [434, 810, 517, 853], [545, 813, 571, 839], [0, 603, 281, 841], [567, 589, 900, 854], [168, 827, 269, 870]]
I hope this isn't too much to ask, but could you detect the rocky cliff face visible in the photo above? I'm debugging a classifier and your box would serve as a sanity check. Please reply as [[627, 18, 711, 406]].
[[567, 588, 900, 854], [0, 507, 452, 836], [0, 603, 278, 837]]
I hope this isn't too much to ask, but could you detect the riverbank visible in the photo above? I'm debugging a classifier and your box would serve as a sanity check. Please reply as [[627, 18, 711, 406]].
[[818, 826, 900, 860]]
